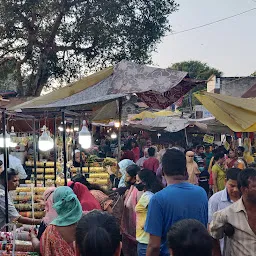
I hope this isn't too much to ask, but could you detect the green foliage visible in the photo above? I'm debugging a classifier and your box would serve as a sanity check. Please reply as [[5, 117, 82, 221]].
[[171, 60, 222, 80], [251, 71, 256, 77], [171, 60, 222, 110], [0, 0, 178, 96]]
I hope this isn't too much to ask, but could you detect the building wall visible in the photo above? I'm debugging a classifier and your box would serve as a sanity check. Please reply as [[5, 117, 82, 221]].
[[207, 75, 216, 93], [220, 77, 256, 97]]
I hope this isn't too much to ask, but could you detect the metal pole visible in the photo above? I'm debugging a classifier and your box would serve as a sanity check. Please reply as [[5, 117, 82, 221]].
[[33, 118, 37, 187], [53, 116, 57, 186], [43, 162, 46, 187], [117, 98, 123, 162], [189, 91, 193, 114], [62, 111, 67, 186], [2, 110, 8, 229], [184, 127, 189, 147], [78, 119, 83, 175], [36, 120, 40, 162]]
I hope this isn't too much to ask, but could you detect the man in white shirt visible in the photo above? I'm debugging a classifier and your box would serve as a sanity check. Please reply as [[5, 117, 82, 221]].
[[208, 168, 241, 253], [0, 152, 27, 180], [0, 168, 40, 229]]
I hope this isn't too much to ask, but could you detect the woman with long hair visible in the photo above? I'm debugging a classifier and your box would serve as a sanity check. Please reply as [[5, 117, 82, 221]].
[[76, 210, 121, 256], [40, 186, 83, 256], [121, 164, 142, 256], [72, 174, 113, 213], [226, 149, 238, 169], [135, 169, 163, 256]]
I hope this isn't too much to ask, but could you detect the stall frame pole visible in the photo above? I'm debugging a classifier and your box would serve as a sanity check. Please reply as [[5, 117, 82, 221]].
[[2, 109, 9, 230], [117, 98, 123, 162], [36, 120, 40, 162], [32, 118, 37, 187], [53, 116, 57, 186], [62, 111, 67, 186], [78, 118, 83, 175]]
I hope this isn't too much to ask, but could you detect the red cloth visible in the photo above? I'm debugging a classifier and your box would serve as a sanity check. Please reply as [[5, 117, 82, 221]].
[[132, 147, 140, 162], [67, 181, 101, 211], [143, 157, 159, 173], [121, 150, 135, 162]]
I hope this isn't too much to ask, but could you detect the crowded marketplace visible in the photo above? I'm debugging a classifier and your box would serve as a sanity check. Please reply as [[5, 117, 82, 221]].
[[0, 59, 254, 256], [0, 1, 256, 256]]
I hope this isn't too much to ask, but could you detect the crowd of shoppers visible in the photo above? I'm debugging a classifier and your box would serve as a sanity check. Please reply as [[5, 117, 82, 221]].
[[1, 137, 256, 256]]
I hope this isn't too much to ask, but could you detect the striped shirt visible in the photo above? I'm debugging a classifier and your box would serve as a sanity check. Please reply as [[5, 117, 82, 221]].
[[210, 198, 256, 256]]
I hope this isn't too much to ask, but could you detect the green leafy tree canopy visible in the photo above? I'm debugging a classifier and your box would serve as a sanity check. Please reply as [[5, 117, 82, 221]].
[[171, 60, 222, 80], [0, 0, 179, 96], [171, 60, 222, 110], [251, 71, 256, 77]]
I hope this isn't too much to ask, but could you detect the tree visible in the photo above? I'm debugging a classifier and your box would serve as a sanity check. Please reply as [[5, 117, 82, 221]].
[[251, 71, 256, 77], [171, 60, 222, 110], [0, 0, 179, 96], [171, 60, 222, 80]]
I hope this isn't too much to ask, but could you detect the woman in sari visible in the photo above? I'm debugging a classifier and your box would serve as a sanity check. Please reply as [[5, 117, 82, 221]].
[[40, 186, 83, 256], [121, 164, 143, 256], [68, 181, 101, 211], [226, 149, 238, 169]]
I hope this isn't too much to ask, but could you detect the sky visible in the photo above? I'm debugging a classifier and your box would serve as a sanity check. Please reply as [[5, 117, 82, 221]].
[[152, 0, 256, 76]]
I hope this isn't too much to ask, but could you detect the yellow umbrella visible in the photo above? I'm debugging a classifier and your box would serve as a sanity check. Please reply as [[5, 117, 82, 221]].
[[154, 109, 180, 117], [131, 111, 156, 120], [195, 91, 256, 132]]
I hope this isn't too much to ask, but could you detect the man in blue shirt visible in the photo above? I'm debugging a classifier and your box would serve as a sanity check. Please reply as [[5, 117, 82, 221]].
[[145, 148, 208, 256]]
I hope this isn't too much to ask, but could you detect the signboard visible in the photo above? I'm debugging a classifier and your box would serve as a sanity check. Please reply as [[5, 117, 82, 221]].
[[203, 134, 214, 144]]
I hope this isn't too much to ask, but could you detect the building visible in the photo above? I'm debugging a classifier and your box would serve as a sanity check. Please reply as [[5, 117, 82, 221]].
[[207, 75, 256, 97]]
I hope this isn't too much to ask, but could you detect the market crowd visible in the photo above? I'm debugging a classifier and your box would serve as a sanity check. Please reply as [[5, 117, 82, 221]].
[[0, 138, 256, 256]]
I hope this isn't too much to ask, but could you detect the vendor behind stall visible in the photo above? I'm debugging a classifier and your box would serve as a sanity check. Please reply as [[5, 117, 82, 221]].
[[72, 149, 86, 167], [0, 149, 27, 180], [0, 168, 41, 229]]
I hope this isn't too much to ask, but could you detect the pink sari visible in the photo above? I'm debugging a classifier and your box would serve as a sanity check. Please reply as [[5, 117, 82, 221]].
[[121, 185, 142, 256]]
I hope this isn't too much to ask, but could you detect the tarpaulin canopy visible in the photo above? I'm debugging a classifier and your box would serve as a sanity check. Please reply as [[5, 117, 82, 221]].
[[241, 83, 256, 98], [130, 110, 180, 121], [135, 116, 189, 133], [11, 60, 201, 111], [91, 101, 119, 123], [195, 92, 256, 132], [10, 67, 113, 111]]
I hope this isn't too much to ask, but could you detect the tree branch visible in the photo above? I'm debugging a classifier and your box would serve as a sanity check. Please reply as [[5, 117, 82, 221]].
[[55, 44, 93, 53]]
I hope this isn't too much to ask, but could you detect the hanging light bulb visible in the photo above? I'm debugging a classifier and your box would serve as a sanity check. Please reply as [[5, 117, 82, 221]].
[[111, 132, 117, 139], [114, 122, 120, 128], [38, 125, 54, 151], [58, 126, 64, 132], [79, 120, 91, 149]]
